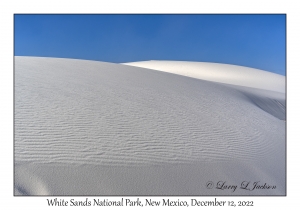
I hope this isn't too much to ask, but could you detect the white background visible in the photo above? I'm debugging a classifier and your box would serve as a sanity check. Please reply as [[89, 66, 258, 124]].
[[1, 0, 298, 209]]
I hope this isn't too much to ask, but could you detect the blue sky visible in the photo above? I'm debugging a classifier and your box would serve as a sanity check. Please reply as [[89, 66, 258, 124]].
[[14, 14, 286, 75]]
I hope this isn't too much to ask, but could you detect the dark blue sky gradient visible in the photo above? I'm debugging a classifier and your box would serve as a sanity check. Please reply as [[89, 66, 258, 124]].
[[14, 14, 286, 75]]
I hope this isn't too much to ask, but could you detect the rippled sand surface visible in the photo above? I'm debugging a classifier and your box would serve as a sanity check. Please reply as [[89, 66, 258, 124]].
[[14, 57, 285, 195]]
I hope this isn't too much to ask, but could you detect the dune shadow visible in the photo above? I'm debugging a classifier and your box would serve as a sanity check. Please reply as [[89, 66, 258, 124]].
[[243, 92, 286, 121], [14, 165, 50, 196]]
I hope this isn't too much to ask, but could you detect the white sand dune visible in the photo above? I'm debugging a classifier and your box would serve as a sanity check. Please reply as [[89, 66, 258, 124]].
[[123, 60, 285, 93], [14, 56, 285, 195]]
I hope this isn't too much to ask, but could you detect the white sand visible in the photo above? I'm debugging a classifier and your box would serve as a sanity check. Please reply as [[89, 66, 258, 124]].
[[123, 60, 285, 93], [14, 56, 285, 195]]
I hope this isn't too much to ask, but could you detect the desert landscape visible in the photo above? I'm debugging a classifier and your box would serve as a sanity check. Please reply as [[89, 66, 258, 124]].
[[14, 56, 285, 195]]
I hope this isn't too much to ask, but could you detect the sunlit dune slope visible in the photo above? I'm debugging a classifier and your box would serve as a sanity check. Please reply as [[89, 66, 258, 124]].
[[123, 60, 285, 93]]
